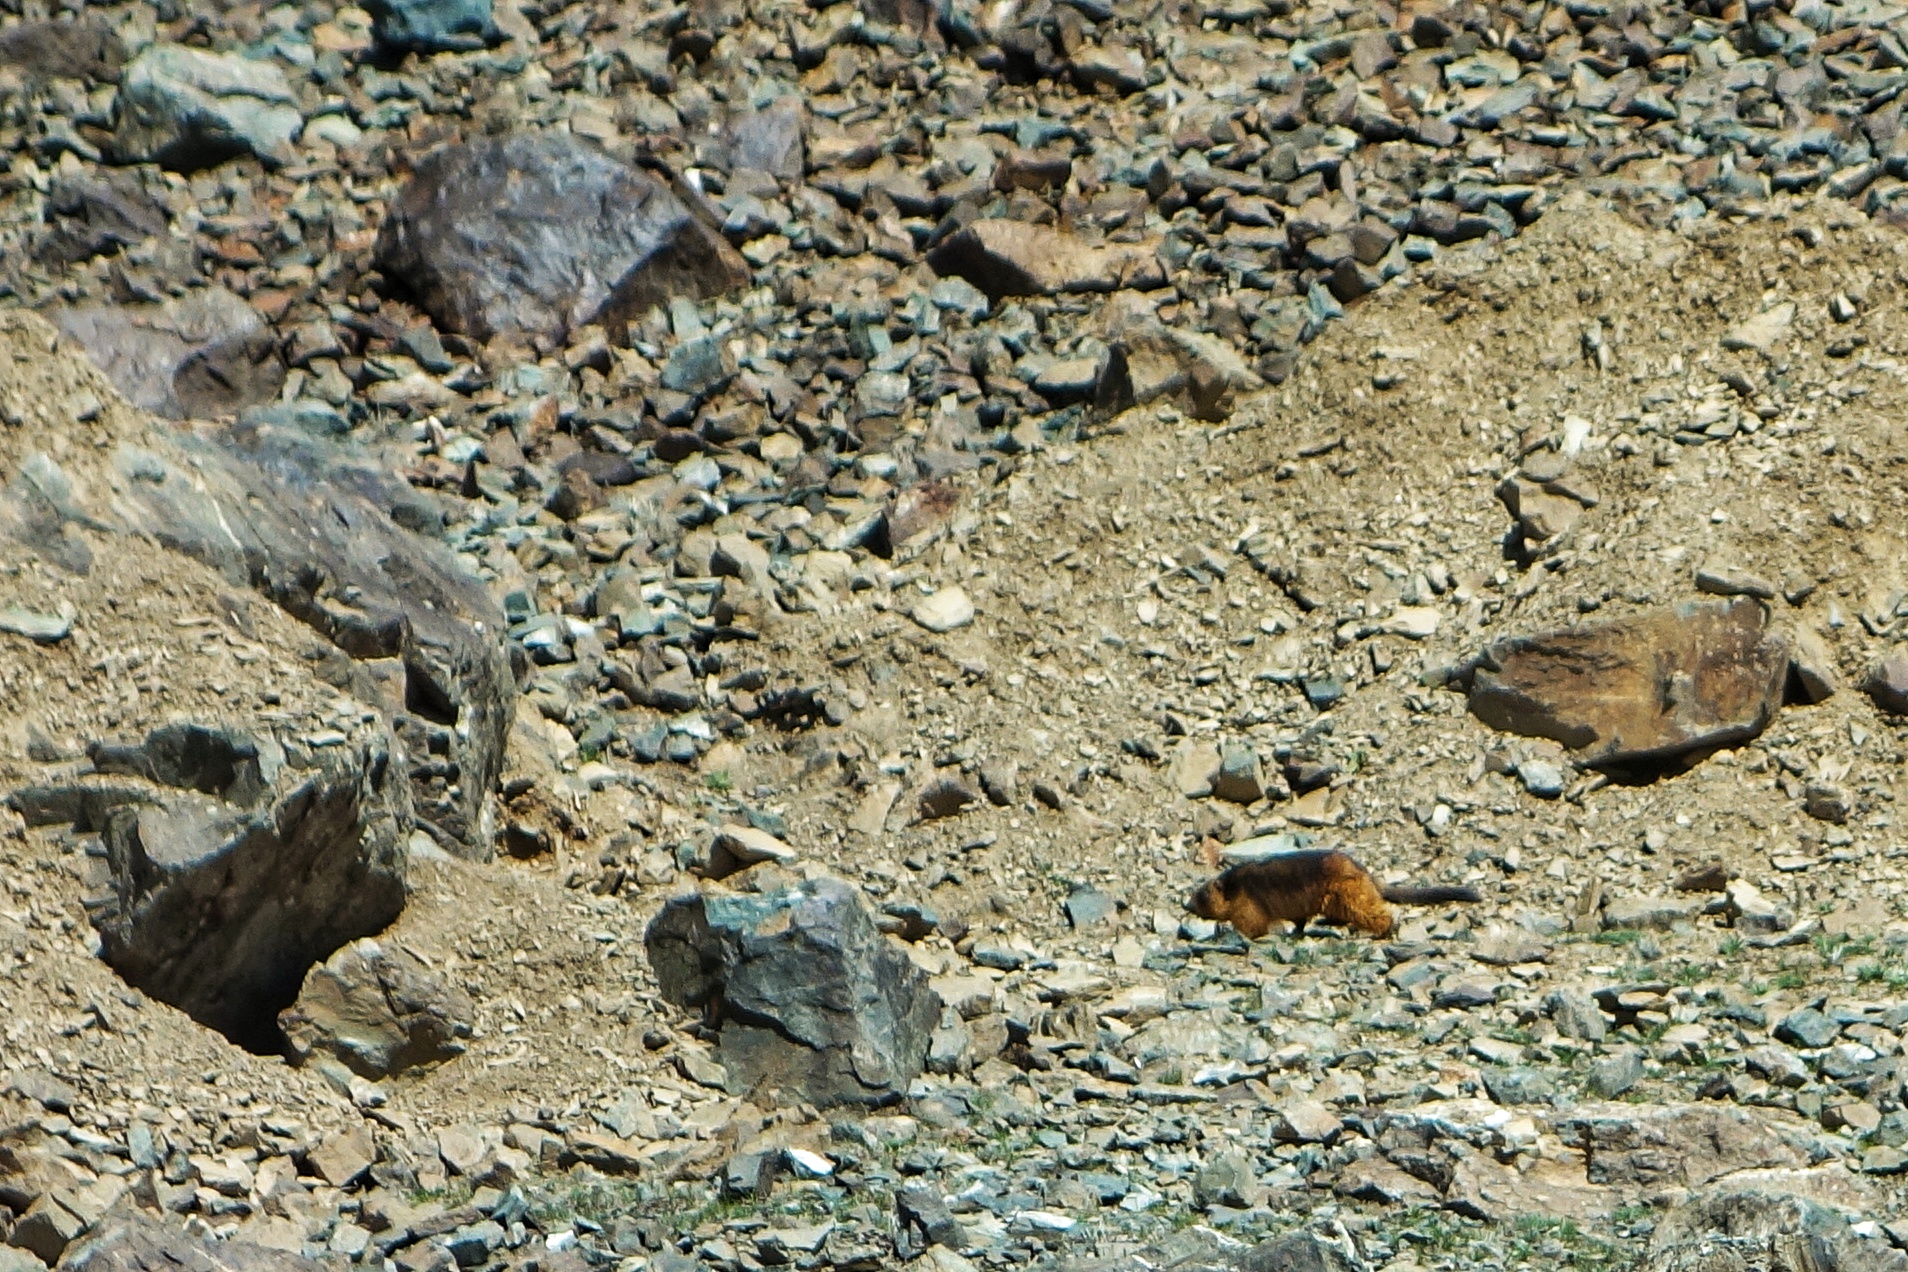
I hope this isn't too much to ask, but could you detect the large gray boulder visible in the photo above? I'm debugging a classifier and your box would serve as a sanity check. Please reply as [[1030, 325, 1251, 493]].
[[374, 133, 750, 351], [34, 171, 170, 267], [4, 311, 510, 860], [112, 45, 302, 170], [645, 876, 942, 1107]]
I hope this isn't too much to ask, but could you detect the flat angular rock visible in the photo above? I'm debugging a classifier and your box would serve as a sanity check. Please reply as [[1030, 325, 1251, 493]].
[[927, 219, 1163, 300], [1603, 894, 1702, 930], [35, 172, 169, 267], [706, 824, 797, 878], [1721, 302, 1797, 355], [65, 1214, 327, 1272], [1863, 651, 1908, 714], [362, 0, 500, 53], [1788, 625, 1840, 704], [1210, 746, 1264, 804], [1553, 1104, 1807, 1188], [113, 46, 302, 171], [645, 875, 942, 1107], [726, 98, 806, 179], [279, 937, 474, 1078], [375, 133, 749, 350], [1462, 598, 1788, 771], [51, 287, 284, 420], [1590, 1051, 1644, 1097], [911, 587, 974, 633], [0, 603, 74, 643]]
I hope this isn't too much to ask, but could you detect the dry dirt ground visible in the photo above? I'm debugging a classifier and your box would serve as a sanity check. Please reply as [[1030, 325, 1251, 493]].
[[10, 188, 1908, 1254]]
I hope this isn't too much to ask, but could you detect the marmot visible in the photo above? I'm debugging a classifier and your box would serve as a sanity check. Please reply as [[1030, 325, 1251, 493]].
[[1187, 847, 1479, 939]]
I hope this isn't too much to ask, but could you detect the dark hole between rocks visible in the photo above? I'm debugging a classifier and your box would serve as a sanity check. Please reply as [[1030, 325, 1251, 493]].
[[1590, 746, 1724, 787], [404, 656, 459, 725]]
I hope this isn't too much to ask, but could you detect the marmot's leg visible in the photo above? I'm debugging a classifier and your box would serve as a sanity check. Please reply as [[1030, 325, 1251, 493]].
[[1325, 879, 1396, 938]]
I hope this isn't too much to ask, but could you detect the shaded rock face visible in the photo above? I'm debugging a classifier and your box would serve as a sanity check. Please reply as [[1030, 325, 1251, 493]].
[[646, 875, 942, 1107], [11, 719, 410, 1052], [374, 133, 749, 350], [1462, 597, 1789, 773], [1638, 1189, 1908, 1272], [64, 1213, 327, 1272], [49, 286, 284, 420], [34, 171, 169, 267], [110, 422, 514, 855], [279, 937, 475, 1078]]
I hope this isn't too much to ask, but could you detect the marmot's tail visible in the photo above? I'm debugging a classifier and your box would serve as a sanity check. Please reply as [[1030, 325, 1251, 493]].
[[1379, 884, 1480, 905]]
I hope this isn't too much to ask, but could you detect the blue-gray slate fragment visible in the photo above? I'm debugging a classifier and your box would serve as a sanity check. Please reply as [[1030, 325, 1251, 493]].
[[362, 0, 501, 54]]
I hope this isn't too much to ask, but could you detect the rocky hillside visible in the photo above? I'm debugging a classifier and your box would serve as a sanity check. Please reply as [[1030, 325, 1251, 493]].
[[8, 0, 1908, 1270]]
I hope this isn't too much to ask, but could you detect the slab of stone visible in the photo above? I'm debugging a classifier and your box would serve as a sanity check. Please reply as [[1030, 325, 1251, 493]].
[[113, 45, 302, 171], [911, 587, 975, 633], [361, 0, 500, 53], [1463, 597, 1788, 770], [65, 1213, 328, 1272], [51, 287, 284, 420]]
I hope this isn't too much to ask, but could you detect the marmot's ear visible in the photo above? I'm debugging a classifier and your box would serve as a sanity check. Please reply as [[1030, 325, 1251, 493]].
[[1200, 837, 1221, 871]]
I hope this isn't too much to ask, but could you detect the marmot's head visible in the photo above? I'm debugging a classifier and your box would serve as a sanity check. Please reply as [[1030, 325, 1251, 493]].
[[1186, 872, 1235, 922]]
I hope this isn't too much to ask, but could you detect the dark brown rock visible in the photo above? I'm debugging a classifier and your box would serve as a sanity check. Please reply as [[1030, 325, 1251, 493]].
[[79, 720, 410, 1051], [1464, 598, 1788, 771], [374, 133, 749, 350], [1863, 650, 1908, 714]]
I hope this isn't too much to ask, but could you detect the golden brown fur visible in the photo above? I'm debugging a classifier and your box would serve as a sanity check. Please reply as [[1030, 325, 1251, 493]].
[[1187, 846, 1478, 940]]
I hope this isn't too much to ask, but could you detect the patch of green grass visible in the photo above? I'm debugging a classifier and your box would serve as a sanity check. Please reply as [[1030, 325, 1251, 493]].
[[529, 1177, 651, 1230], [409, 1180, 476, 1210], [704, 769, 733, 793], [1719, 936, 1744, 958], [1593, 929, 1644, 947], [1774, 968, 1807, 991], [1669, 960, 1709, 987]]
